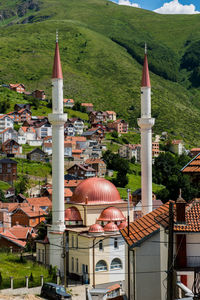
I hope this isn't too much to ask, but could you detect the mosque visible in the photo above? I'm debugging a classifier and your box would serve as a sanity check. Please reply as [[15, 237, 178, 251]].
[[36, 35, 153, 287]]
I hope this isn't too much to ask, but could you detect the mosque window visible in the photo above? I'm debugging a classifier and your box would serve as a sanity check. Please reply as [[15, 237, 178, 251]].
[[76, 235, 78, 248], [110, 258, 122, 270], [99, 240, 103, 251], [72, 257, 74, 272], [72, 236, 74, 248], [114, 238, 118, 249], [95, 260, 107, 272]]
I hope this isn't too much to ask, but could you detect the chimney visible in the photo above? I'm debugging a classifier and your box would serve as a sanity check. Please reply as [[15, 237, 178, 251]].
[[16, 221, 19, 226], [176, 189, 186, 224], [32, 205, 35, 211]]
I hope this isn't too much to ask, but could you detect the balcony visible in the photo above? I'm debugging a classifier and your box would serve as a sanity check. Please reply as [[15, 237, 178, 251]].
[[175, 256, 200, 270]]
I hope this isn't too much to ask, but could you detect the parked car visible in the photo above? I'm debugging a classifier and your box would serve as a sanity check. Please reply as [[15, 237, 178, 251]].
[[41, 282, 72, 299]]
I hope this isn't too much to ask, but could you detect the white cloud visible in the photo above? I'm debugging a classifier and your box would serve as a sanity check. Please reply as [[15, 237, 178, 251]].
[[154, 0, 200, 14], [117, 0, 140, 7]]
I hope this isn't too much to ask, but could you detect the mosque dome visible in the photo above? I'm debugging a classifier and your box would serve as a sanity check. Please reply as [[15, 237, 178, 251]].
[[89, 224, 104, 233], [70, 177, 121, 204], [118, 221, 128, 230], [104, 222, 119, 232], [65, 206, 82, 221], [98, 207, 125, 222]]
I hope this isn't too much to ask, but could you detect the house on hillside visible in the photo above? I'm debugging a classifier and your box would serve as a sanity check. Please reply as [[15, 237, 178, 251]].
[[67, 163, 96, 179], [106, 111, 117, 121], [66, 118, 85, 135], [32, 90, 46, 100], [2, 139, 22, 155], [13, 109, 32, 123], [89, 111, 107, 123], [11, 205, 46, 227], [63, 99, 74, 108], [9, 84, 25, 94], [0, 128, 18, 144], [0, 158, 17, 184], [0, 115, 14, 132], [170, 140, 185, 155], [118, 144, 141, 162], [85, 158, 107, 177], [35, 120, 52, 139], [82, 128, 105, 142], [19, 126, 36, 142], [190, 148, 200, 157], [108, 119, 128, 134], [27, 148, 46, 162], [81, 103, 94, 112]]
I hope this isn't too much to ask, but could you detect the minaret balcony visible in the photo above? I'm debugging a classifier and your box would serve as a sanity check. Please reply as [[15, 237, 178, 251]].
[[137, 117, 155, 129], [48, 113, 67, 125]]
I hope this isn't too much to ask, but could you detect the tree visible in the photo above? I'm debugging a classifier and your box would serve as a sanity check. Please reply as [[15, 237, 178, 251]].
[[153, 152, 198, 202], [14, 175, 30, 195], [36, 210, 52, 240], [0, 189, 6, 202]]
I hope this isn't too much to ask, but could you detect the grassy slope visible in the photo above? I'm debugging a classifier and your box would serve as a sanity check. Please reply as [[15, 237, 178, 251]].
[[0, 0, 200, 144]]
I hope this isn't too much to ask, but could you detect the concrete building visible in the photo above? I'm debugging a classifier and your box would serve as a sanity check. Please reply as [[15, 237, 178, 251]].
[[170, 139, 185, 155], [137, 47, 154, 215]]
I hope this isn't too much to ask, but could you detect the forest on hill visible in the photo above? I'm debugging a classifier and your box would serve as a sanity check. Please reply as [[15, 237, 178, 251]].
[[0, 0, 200, 144]]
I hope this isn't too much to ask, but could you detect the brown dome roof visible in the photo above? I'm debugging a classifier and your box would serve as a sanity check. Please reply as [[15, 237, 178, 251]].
[[89, 224, 104, 233], [98, 207, 125, 222], [71, 177, 121, 204], [65, 206, 82, 221], [118, 221, 128, 230], [104, 222, 119, 232]]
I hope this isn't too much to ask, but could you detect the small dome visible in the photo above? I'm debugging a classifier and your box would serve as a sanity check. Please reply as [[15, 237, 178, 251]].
[[65, 206, 82, 221], [104, 222, 119, 232], [89, 224, 104, 233], [118, 221, 128, 230], [98, 207, 125, 222], [71, 177, 121, 204]]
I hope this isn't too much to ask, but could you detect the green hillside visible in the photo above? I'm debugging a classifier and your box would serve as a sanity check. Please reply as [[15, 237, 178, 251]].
[[0, 0, 200, 144]]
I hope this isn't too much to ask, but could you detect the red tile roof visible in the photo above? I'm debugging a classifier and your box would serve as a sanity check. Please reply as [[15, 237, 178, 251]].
[[8, 225, 33, 240], [64, 180, 83, 188], [181, 153, 200, 173], [26, 197, 52, 208], [0, 230, 26, 247], [171, 139, 183, 145], [120, 203, 169, 247], [81, 103, 93, 107], [85, 158, 106, 165]]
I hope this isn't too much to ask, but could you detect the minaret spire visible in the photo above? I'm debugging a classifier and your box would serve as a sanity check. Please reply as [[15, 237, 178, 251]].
[[52, 31, 63, 80], [48, 35, 67, 275], [137, 45, 155, 215]]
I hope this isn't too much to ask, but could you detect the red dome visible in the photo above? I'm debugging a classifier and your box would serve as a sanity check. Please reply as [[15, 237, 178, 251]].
[[71, 177, 121, 204], [118, 221, 128, 230], [98, 207, 125, 222], [89, 224, 104, 233], [104, 222, 119, 232], [65, 206, 82, 221]]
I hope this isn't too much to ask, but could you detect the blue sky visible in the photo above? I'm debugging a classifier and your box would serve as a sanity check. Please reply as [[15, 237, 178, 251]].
[[111, 0, 200, 14]]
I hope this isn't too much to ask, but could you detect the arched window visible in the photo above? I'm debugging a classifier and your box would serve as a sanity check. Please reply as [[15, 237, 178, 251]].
[[110, 258, 122, 270], [95, 260, 107, 272]]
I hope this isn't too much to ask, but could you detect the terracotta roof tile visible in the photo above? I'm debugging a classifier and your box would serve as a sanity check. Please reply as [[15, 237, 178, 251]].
[[182, 153, 200, 173]]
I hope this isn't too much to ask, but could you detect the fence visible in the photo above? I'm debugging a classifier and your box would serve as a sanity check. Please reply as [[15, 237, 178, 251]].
[[0, 275, 58, 290]]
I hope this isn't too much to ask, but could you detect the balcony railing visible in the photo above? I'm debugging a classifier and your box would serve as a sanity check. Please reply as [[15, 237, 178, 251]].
[[175, 256, 200, 269]]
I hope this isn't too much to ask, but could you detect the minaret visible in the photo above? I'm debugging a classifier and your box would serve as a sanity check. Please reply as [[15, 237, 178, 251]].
[[48, 32, 67, 273], [137, 45, 155, 215]]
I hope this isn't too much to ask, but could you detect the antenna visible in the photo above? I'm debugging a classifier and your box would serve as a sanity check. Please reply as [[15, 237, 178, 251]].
[[145, 42, 147, 54], [56, 30, 58, 43]]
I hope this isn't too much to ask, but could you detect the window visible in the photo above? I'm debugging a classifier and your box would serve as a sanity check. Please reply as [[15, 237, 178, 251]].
[[38, 249, 41, 261], [72, 257, 74, 272], [99, 240, 103, 251], [76, 258, 79, 273], [72, 235, 74, 248], [76, 235, 78, 248], [110, 258, 122, 270], [95, 260, 107, 272], [114, 238, 118, 249]]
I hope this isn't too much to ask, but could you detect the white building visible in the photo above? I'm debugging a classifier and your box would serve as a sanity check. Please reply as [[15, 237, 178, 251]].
[[0, 128, 18, 144], [0, 115, 14, 132]]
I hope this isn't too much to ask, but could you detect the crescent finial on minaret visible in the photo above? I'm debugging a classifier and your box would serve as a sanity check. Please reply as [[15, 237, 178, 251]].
[[145, 42, 147, 55], [56, 30, 58, 43]]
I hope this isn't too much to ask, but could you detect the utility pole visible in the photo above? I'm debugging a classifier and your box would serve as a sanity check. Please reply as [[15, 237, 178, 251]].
[[167, 201, 174, 300], [127, 189, 130, 300]]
